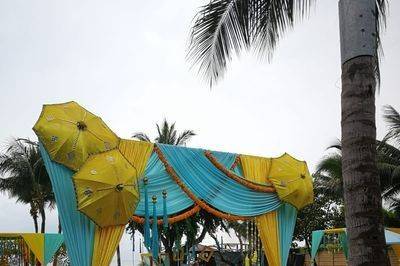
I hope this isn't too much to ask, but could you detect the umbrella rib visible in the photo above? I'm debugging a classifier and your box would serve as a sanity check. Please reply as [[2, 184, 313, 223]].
[[78, 190, 113, 211], [96, 186, 115, 192], [72, 130, 81, 150], [53, 118, 76, 125], [86, 128, 104, 142], [82, 111, 87, 122]]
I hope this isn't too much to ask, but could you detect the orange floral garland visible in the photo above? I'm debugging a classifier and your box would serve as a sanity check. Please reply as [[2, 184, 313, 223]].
[[204, 151, 276, 193], [230, 155, 241, 170], [131, 205, 201, 225], [153, 145, 248, 221]]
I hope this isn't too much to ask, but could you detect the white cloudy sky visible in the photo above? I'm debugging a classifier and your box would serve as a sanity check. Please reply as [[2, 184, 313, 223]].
[[0, 1, 399, 265]]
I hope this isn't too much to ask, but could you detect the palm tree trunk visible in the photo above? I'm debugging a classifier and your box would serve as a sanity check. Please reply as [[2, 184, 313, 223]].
[[341, 55, 387, 265], [58, 216, 62, 233], [30, 203, 39, 233], [117, 245, 121, 266], [161, 232, 177, 266], [339, 0, 387, 264], [33, 216, 39, 233], [39, 206, 46, 233], [52, 250, 58, 266]]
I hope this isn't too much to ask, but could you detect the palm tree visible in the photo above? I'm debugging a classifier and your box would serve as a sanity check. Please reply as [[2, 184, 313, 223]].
[[383, 105, 400, 146], [132, 119, 198, 265], [133, 119, 196, 146], [316, 140, 400, 203], [317, 105, 400, 205], [0, 138, 55, 233], [187, 1, 388, 264], [380, 105, 400, 203]]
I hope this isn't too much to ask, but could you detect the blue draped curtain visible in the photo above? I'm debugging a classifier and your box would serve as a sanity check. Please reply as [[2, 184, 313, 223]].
[[134, 152, 194, 216], [40, 144, 95, 266], [158, 144, 281, 216], [277, 203, 297, 266]]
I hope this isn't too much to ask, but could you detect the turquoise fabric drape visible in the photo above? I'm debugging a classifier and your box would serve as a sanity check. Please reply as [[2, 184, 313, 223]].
[[311, 230, 325, 260], [44, 234, 64, 265], [338, 232, 348, 259], [151, 200, 159, 260], [278, 203, 297, 266], [385, 229, 400, 244], [158, 144, 281, 216], [211, 151, 245, 177], [40, 144, 95, 266], [163, 193, 168, 229], [211, 151, 237, 169], [143, 179, 151, 249], [135, 153, 193, 216]]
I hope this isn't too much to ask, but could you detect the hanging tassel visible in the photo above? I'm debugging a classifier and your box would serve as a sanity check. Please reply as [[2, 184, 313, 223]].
[[143, 177, 151, 249], [162, 190, 168, 230], [151, 195, 159, 262]]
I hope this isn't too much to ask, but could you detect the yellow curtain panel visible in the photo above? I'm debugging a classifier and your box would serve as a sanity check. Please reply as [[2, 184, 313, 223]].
[[257, 212, 281, 266], [91, 225, 125, 266], [118, 139, 154, 178], [240, 154, 313, 209], [21, 233, 45, 264], [91, 139, 154, 266], [240, 155, 281, 266]]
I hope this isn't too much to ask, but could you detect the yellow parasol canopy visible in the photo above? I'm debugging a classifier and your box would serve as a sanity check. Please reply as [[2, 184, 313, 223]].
[[73, 149, 140, 227], [268, 153, 314, 209], [33, 101, 119, 171]]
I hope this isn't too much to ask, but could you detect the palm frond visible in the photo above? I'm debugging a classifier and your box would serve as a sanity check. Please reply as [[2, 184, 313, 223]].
[[315, 154, 342, 180], [188, 0, 314, 86], [168, 122, 177, 144], [377, 141, 400, 166], [326, 139, 342, 152], [132, 132, 152, 142], [0, 138, 54, 209], [252, 0, 314, 60], [378, 162, 397, 191], [188, 0, 252, 86], [383, 105, 400, 145], [176, 130, 196, 146], [134, 119, 196, 146], [374, 0, 388, 87], [188, 0, 387, 87]]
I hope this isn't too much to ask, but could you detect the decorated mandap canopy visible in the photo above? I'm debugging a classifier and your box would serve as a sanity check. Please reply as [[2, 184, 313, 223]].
[[0, 233, 64, 265], [311, 228, 400, 262], [33, 101, 314, 266]]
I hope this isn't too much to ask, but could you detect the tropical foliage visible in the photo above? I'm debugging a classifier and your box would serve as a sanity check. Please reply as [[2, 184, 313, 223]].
[[0, 138, 55, 233], [132, 119, 195, 146], [293, 176, 345, 254], [188, 1, 389, 263], [295, 105, 400, 251], [187, 0, 386, 86]]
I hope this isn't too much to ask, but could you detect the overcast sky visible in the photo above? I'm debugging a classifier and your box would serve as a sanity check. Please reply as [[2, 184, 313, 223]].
[[0, 1, 399, 265]]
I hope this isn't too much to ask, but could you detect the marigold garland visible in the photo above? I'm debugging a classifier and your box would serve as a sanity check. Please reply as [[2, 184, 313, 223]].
[[230, 155, 241, 170], [131, 205, 201, 225], [153, 145, 248, 221], [204, 151, 276, 193]]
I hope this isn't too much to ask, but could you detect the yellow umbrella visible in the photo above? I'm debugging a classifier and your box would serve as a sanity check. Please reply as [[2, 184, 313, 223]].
[[33, 101, 119, 171], [73, 149, 139, 227], [268, 153, 314, 209]]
